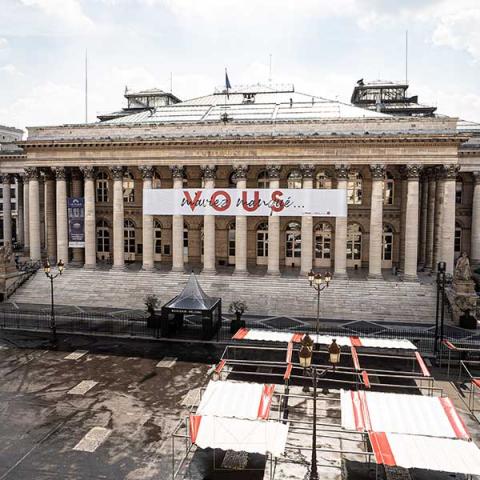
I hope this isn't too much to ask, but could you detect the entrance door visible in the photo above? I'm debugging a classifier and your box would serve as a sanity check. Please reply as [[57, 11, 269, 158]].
[[124, 219, 136, 262], [346, 223, 362, 268], [154, 220, 162, 261], [256, 222, 268, 265], [382, 225, 393, 269], [314, 222, 332, 268], [285, 222, 301, 267]]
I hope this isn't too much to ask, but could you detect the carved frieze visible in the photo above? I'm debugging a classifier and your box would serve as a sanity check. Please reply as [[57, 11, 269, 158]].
[[370, 164, 386, 179], [266, 165, 281, 179], [231, 165, 248, 181], [300, 164, 315, 178], [200, 165, 217, 180], [24, 167, 39, 180], [170, 165, 185, 179], [52, 167, 67, 180], [110, 166, 125, 180], [80, 166, 96, 180], [406, 164, 423, 179], [334, 164, 350, 179]]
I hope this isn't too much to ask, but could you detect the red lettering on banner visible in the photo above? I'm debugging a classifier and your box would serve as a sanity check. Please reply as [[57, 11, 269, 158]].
[[271, 190, 285, 212], [241, 191, 260, 212], [211, 191, 231, 212], [183, 191, 202, 212]]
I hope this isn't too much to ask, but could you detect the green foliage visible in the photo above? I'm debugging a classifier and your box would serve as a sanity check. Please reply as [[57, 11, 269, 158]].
[[229, 301, 247, 315], [144, 294, 159, 311]]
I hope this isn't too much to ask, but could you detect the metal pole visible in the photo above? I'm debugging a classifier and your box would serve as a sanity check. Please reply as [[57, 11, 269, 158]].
[[310, 366, 318, 480], [440, 270, 446, 344], [316, 287, 320, 336], [50, 276, 57, 346], [434, 270, 440, 356]]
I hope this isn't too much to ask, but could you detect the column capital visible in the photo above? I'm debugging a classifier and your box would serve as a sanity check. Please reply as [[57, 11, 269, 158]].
[[170, 165, 185, 179], [24, 167, 39, 180], [300, 164, 315, 178], [440, 164, 460, 179], [334, 164, 350, 179], [201, 165, 217, 179], [139, 165, 154, 180], [232, 165, 248, 181], [473, 172, 480, 185], [370, 164, 386, 179], [0, 173, 12, 184], [52, 167, 67, 180], [406, 164, 423, 179], [266, 165, 281, 179], [110, 166, 124, 180], [80, 166, 96, 180]]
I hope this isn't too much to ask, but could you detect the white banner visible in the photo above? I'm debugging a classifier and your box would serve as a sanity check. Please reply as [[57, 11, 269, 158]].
[[144, 189, 347, 217]]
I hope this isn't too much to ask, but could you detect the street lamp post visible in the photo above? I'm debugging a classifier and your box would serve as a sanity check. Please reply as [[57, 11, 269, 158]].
[[434, 261, 446, 356], [44, 259, 64, 347], [308, 270, 331, 335]]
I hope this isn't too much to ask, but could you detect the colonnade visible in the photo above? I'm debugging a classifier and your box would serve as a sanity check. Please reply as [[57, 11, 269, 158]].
[[2, 163, 478, 278]]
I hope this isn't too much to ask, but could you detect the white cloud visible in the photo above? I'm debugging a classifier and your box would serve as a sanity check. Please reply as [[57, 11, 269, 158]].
[[0, 38, 8, 49], [0, 64, 24, 76]]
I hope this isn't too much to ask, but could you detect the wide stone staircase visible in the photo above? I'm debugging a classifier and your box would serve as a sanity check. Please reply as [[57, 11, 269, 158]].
[[9, 267, 438, 323]]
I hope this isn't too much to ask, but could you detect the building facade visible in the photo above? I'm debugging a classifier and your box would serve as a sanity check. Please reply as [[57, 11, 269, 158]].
[[1, 85, 479, 278]]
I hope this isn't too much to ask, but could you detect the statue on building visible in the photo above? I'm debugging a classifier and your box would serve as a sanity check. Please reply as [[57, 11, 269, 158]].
[[454, 252, 472, 282]]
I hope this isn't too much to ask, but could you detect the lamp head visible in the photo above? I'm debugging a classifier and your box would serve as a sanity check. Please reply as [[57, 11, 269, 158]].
[[438, 261, 446, 273], [325, 271, 332, 285], [314, 273, 322, 286], [308, 270, 315, 284], [43, 262, 51, 275], [299, 344, 312, 368], [302, 333, 314, 350], [328, 339, 341, 365], [57, 259, 65, 274]]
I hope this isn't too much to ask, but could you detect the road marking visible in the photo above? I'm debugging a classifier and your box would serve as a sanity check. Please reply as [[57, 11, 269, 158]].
[[67, 380, 98, 395], [156, 357, 177, 368], [64, 350, 88, 360], [73, 427, 112, 453]]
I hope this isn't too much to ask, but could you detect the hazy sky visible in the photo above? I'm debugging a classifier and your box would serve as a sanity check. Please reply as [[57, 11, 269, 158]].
[[1, 0, 480, 132]]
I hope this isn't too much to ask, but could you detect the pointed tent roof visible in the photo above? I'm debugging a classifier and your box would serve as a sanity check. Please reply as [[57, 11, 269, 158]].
[[164, 273, 219, 312]]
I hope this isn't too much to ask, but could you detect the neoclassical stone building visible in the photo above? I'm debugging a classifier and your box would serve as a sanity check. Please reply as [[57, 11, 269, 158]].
[[1, 85, 479, 280]]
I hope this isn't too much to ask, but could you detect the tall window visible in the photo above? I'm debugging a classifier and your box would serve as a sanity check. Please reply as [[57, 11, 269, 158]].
[[228, 222, 235, 257], [154, 220, 162, 255], [382, 224, 393, 261], [287, 170, 302, 189], [96, 171, 109, 203], [347, 223, 362, 260], [183, 224, 189, 257], [384, 172, 394, 205], [257, 171, 269, 188], [316, 171, 332, 189], [456, 178, 463, 205], [314, 222, 332, 259], [455, 223, 462, 255], [285, 222, 301, 258], [124, 219, 136, 253], [96, 220, 110, 253], [347, 172, 362, 205], [256, 222, 268, 258], [123, 172, 135, 203]]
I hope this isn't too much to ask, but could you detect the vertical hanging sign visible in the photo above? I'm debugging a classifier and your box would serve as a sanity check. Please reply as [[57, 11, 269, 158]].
[[68, 197, 85, 247]]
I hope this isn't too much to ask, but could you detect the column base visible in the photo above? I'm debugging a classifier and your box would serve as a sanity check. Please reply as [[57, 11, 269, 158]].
[[232, 269, 249, 277], [171, 266, 185, 273], [110, 264, 126, 272], [141, 265, 155, 272], [333, 271, 348, 279], [267, 270, 281, 277], [403, 274, 418, 282], [367, 273, 383, 280], [83, 264, 97, 271], [201, 269, 217, 275]]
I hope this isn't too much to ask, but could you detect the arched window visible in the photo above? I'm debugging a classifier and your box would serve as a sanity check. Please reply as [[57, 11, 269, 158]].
[[316, 171, 332, 189], [124, 219, 136, 253], [257, 171, 269, 188], [96, 220, 110, 253], [228, 222, 235, 259], [382, 224, 394, 261], [285, 222, 301, 264], [384, 172, 394, 206], [228, 172, 236, 188], [256, 222, 268, 264], [123, 172, 135, 203], [347, 171, 362, 205], [96, 171, 109, 203], [314, 222, 332, 259], [287, 170, 302, 189], [455, 222, 462, 255], [152, 172, 161, 189], [456, 177, 463, 204], [347, 223, 362, 260], [154, 220, 162, 255]]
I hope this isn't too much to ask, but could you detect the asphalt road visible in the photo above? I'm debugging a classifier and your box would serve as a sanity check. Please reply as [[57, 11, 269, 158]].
[[0, 332, 211, 480]]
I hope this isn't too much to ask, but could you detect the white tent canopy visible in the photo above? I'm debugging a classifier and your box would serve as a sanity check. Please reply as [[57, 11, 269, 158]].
[[341, 390, 469, 440], [189, 415, 289, 457], [370, 431, 480, 475], [197, 380, 275, 420]]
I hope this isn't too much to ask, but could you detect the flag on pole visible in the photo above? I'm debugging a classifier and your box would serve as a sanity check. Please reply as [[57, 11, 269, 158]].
[[225, 68, 231, 99]]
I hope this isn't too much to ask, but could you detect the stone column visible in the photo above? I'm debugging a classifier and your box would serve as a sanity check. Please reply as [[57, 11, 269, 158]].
[[71, 169, 85, 265], [1, 174, 12, 247], [233, 165, 248, 275], [334, 165, 349, 278], [432, 167, 445, 271], [441, 165, 459, 275], [472, 172, 480, 265], [53, 167, 69, 264], [111, 166, 125, 270], [404, 165, 422, 281], [16, 175, 24, 246], [171, 166, 185, 272], [201, 165, 217, 273], [23, 174, 30, 251], [44, 171, 57, 261], [424, 170, 436, 271], [81, 166, 96, 269], [267, 165, 281, 276], [139, 166, 154, 271], [368, 164, 385, 279], [418, 173, 428, 268], [25, 168, 41, 261], [300, 164, 314, 275]]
